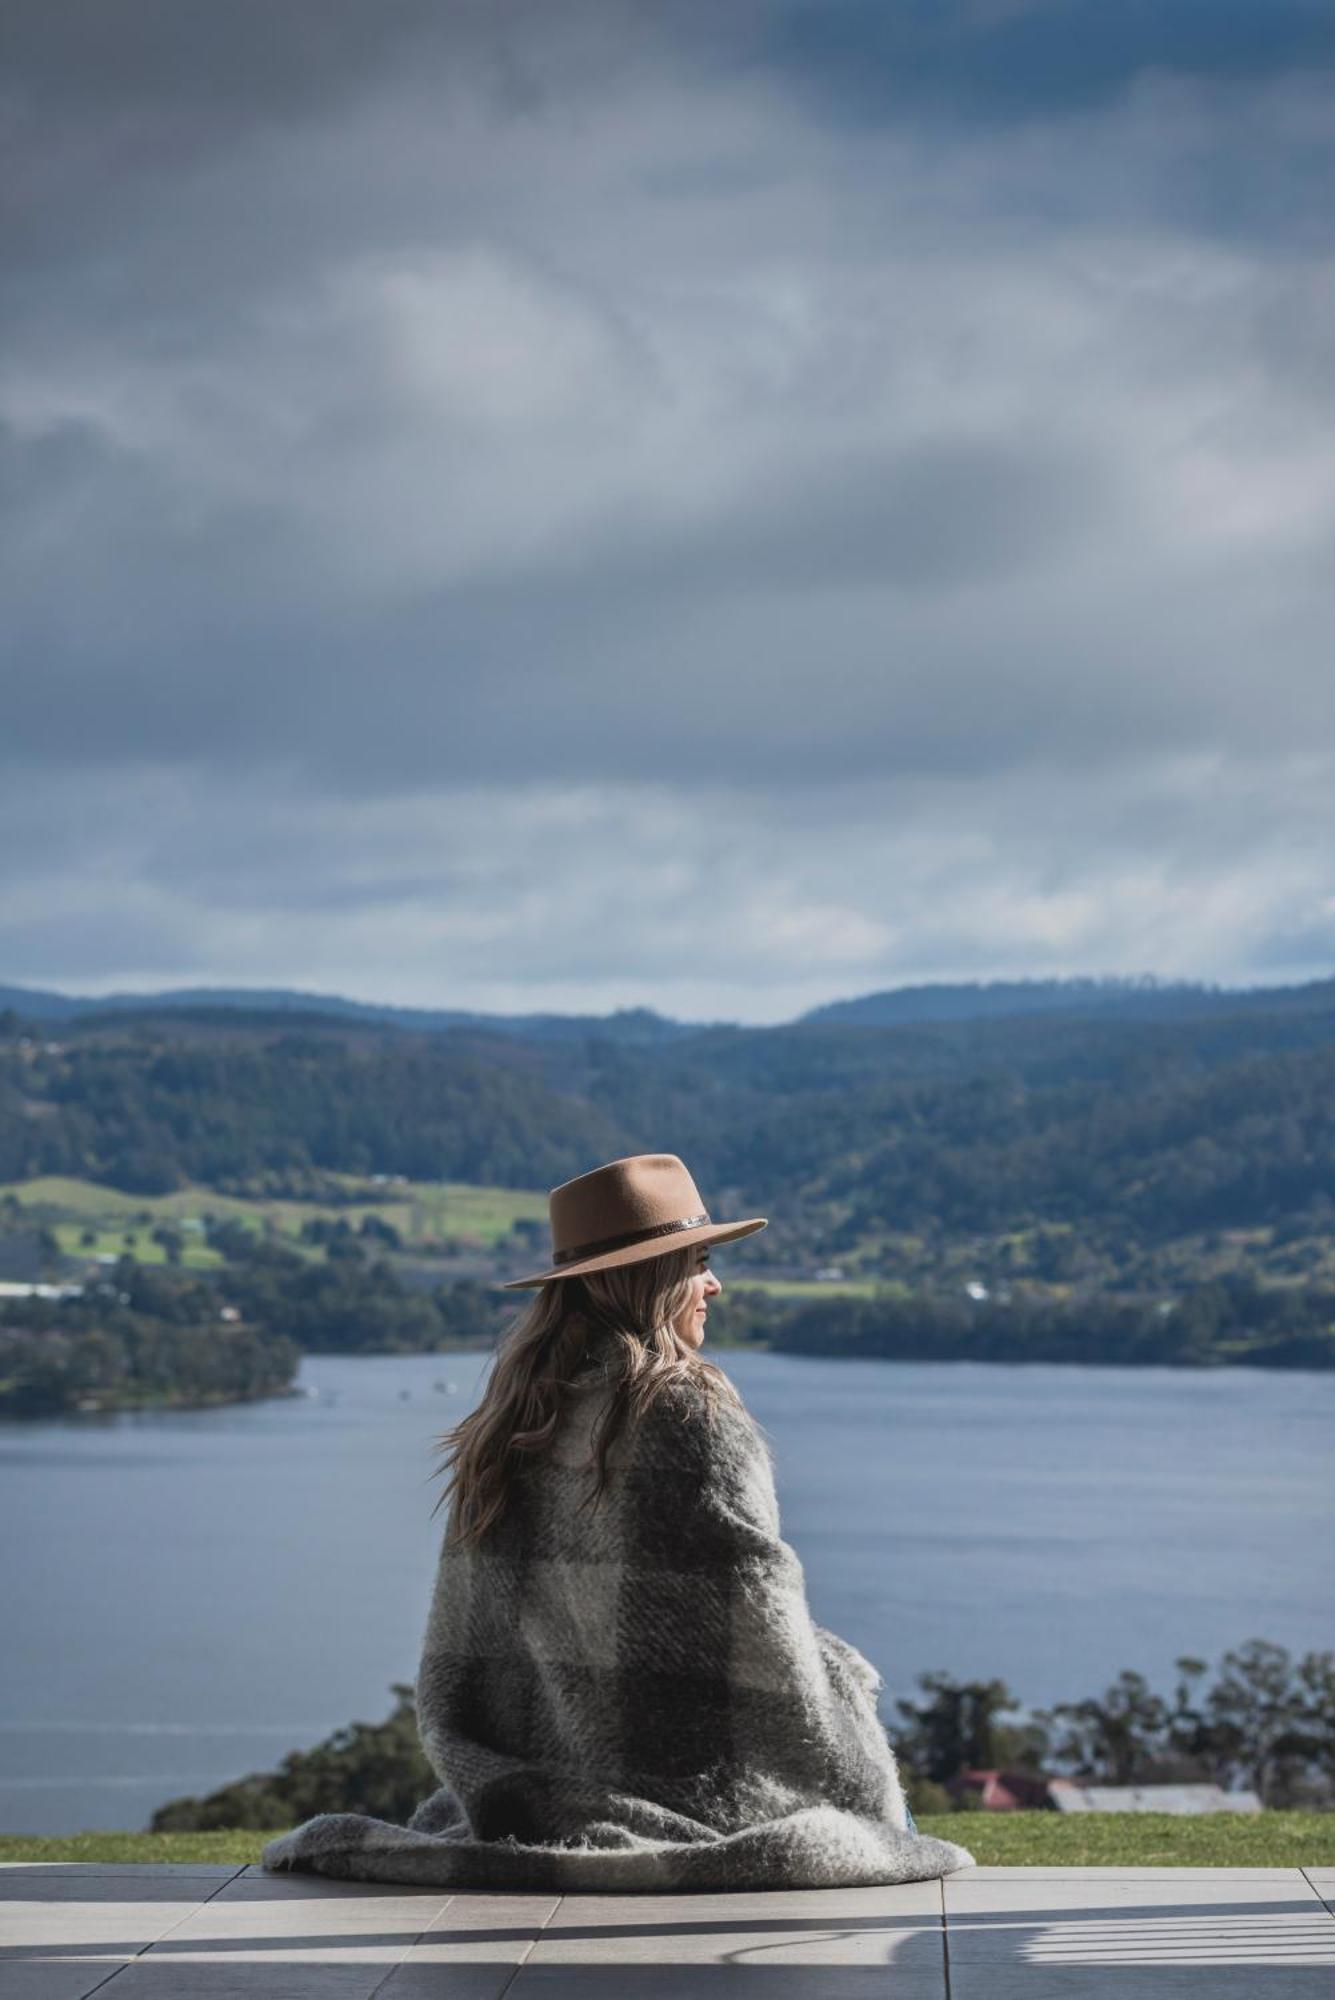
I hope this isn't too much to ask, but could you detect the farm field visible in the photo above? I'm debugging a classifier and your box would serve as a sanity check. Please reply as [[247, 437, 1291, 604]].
[[0, 1173, 550, 1268], [1, 1176, 889, 1293]]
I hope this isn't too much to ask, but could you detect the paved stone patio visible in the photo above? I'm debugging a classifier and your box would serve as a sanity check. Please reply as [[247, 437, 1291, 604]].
[[3, 1863, 1333, 1997]]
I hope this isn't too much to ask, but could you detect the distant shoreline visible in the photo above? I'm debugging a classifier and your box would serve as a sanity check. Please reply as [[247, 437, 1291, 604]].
[[6, 1337, 1332, 1424]]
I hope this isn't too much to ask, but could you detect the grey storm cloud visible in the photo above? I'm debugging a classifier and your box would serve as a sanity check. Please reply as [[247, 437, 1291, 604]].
[[3, 0, 1334, 1013]]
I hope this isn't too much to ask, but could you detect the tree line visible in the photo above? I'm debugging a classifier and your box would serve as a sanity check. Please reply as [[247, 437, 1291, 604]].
[[0, 1242, 513, 1418], [895, 1639, 1335, 1812], [148, 1636, 1334, 1831], [6, 1008, 1335, 1277], [4, 1238, 1333, 1420], [760, 1277, 1335, 1369]]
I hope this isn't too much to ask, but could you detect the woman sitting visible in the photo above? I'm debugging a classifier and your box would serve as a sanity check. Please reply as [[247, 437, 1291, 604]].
[[263, 1152, 975, 1891]]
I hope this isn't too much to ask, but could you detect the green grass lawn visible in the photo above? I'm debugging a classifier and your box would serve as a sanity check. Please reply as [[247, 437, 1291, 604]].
[[927, 1810, 1335, 1867], [1, 1814, 1330, 1869]]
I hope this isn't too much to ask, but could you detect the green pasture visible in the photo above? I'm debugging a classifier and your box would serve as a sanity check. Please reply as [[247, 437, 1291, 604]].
[[0, 1173, 549, 1257], [1, 1812, 1329, 1869], [50, 1224, 225, 1271]]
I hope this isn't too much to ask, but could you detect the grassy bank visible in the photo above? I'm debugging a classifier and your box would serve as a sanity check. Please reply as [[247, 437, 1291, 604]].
[[2, 1814, 1331, 1869], [923, 1810, 1335, 1866]]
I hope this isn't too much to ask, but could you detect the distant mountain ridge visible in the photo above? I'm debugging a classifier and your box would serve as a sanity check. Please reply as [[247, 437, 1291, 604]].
[[0, 984, 696, 1046], [4, 970, 1332, 1040], [796, 973, 1335, 1027]]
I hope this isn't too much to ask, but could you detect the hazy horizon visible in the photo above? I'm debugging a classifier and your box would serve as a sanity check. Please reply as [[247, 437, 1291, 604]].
[[5, 962, 1325, 1032]]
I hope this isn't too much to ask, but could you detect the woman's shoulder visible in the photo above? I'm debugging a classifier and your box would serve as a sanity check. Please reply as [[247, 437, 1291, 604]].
[[625, 1367, 781, 1544], [629, 1366, 768, 1474]]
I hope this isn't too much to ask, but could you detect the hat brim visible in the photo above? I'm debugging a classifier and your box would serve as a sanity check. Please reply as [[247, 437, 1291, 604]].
[[499, 1216, 767, 1290]]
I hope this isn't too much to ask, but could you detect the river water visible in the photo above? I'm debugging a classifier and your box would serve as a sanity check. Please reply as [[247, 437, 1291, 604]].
[[1, 1348, 1330, 1834]]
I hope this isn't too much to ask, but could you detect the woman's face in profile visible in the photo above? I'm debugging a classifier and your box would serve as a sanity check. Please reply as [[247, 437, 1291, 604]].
[[672, 1244, 722, 1349]]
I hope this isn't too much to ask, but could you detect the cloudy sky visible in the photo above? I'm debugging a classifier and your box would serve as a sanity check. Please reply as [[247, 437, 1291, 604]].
[[5, 1, 1335, 1022]]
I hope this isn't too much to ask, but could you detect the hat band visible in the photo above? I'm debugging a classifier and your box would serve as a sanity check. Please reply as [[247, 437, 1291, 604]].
[[552, 1212, 711, 1268]]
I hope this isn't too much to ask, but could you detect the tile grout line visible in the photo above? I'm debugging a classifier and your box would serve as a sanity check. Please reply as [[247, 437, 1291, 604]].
[[496, 1891, 562, 1999], [369, 1888, 460, 1999], [1301, 1866, 1335, 1919], [939, 1875, 952, 2000], [74, 1862, 252, 1997]]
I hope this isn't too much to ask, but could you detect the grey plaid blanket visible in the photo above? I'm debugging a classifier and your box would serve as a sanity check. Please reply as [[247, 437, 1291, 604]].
[[261, 1371, 975, 1891]]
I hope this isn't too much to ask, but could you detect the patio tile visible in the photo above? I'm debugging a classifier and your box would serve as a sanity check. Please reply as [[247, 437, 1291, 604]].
[[109, 1886, 557, 2000], [400, 1890, 563, 1955], [945, 1868, 1335, 1998], [502, 1881, 949, 1998], [3, 1867, 244, 1881], [0, 1870, 238, 2000], [353, 1892, 564, 2000], [93, 1966, 430, 1998], [510, 1974, 946, 1999], [1, 1869, 242, 1907], [0, 1967, 143, 2000], [7, 1864, 1334, 1998], [1, 1894, 220, 1952], [580, 1882, 937, 1911], [168, 1879, 457, 1935], [1305, 1869, 1335, 1918], [948, 1968, 1335, 1998], [944, 1867, 1323, 1908], [541, 1882, 943, 1925]]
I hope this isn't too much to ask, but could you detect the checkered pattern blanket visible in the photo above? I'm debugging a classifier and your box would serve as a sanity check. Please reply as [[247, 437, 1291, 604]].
[[261, 1371, 975, 1890]]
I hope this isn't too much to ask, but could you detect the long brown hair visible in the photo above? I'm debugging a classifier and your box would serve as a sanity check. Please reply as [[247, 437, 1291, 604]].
[[428, 1240, 744, 1547]]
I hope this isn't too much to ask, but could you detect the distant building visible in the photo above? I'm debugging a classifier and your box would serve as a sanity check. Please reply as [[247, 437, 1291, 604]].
[[948, 1768, 1054, 1811], [814, 1265, 845, 1282], [964, 1280, 989, 1301], [0, 1281, 85, 1301], [1050, 1780, 1262, 1815], [948, 1771, 1262, 1814]]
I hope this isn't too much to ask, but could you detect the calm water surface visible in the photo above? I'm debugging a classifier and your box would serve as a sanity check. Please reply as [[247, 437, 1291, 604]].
[[1, 1349, 1331, 1834]]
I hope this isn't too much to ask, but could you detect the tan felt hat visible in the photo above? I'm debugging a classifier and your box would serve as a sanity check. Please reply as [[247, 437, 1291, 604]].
[[500, 1152, 767, 1289]]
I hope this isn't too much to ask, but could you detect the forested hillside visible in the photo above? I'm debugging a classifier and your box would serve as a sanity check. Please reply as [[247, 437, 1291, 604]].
[[5, 980, 1335, 1401], [2, 996, 1335, 1272], [4, 981, 1335, 1295]]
